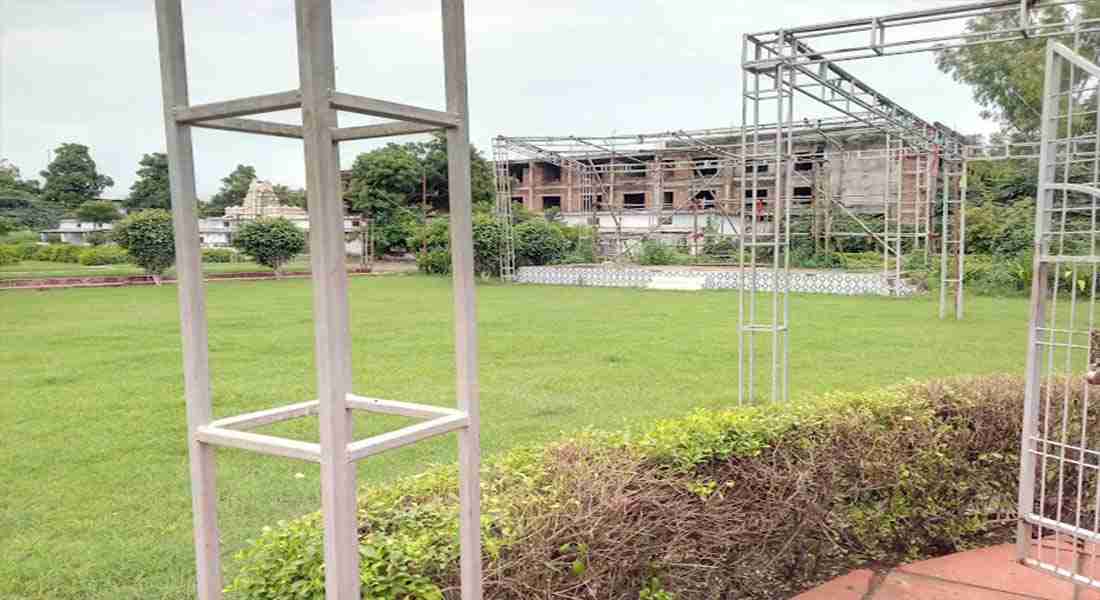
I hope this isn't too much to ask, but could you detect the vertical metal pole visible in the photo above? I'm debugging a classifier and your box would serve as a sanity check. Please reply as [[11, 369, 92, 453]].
[[1018, 40, 1060, 562], [294, 2, 359, 598], [957, 161, 968, 319], [441, 2, 483, 599], [939, 158, 950, 319], [153, 2, 222, 598]]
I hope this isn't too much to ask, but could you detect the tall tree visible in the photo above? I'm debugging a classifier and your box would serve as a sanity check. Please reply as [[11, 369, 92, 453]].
[[39, 143, 114, 208], [937, 2, 1100, 134], [76, 200, 122, 227], [126, 152, 171, 210], [202, 164, 256, 217], [0, 159, 40, 195], [345, 143, 422, 219], [416, 133, 495, 209], [273, 184, 308, 209]]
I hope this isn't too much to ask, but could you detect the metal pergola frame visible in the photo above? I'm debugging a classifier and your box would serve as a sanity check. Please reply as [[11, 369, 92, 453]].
[[154, 1, 482, 599], [738, 0, 1095, 404]]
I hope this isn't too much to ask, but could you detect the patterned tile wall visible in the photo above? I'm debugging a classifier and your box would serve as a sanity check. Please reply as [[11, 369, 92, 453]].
[[515, 266, 917, 297]]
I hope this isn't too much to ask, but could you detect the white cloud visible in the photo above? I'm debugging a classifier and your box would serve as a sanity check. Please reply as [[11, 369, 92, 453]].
[[1, 0, 998, 198]]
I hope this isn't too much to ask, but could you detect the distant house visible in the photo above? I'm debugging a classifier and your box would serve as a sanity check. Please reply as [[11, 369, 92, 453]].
[[39, 182, 368, 254], [39, 219, 113, 245]]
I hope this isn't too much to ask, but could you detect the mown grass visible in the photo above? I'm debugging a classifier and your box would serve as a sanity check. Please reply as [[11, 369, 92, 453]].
[[1, 276, 1031, 599]]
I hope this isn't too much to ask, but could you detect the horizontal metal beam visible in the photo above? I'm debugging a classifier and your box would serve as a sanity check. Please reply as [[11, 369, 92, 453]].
[[191, 118, 304, 139], [330, 92, 461, 128], [174, 90, 302, 123], [346, 413, 467, 462], [208, 400, 319, 431], [346, 393, 461, 419], [330, 121, 441, 142], [194, 425, 322, 462]]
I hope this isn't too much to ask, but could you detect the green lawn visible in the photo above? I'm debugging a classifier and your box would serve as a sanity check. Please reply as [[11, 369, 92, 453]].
[[0, 258, 359, 280], [1, 277, 1032, 599]]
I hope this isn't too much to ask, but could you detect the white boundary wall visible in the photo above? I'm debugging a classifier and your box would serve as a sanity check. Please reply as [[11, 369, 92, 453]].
[[516, 266, 918, 296]]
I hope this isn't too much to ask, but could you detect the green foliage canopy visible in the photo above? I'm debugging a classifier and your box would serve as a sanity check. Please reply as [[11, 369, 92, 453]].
[[203, 164, 256, 217], [112, 209, 176, 279], [232, 217, 307, 274], [76, 200, 122, 226], [39, 143, 114, 208], [126, 152, 172, 210], [937, 2, 1100, 134]]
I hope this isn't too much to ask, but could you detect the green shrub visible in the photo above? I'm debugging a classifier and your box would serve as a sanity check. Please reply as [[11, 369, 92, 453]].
[[231, 374, 1042, 600], [84, 230, 111, 246], [791, 248, 847, 269], [417, 249, 451, 275], [513, 218, 569, 266], [12, 242, 38, 260], [0, 244, 18, 266], [0, 229, 38, 244], [78, 245, 128, 266], [202, 248, 237, 263], [637, 240, 684, 266], [112, 209, 175, 280], [233, 217, 307, 275], [33, 243, 81, 263], [412, 214, 503, 277]]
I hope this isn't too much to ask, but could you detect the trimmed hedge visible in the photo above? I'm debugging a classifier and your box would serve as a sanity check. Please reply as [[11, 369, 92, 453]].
[[229, 375, 1069, 600], [78, 245, 128, 266], [33, 243, 82, 263], [202, 248, 237, 263], [0, 244, 17, 266]]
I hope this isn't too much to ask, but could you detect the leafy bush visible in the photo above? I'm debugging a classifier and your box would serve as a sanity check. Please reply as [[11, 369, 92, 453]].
[[33, 243, 82, 263], [412, 214, 504, 277], [233, 217, 307, 275], [202, 248, 237, 263], [791, 248, 847, 269], [112, 209, 175, 281], [417, 249, 452, 275], [0, 216, 17, 237], [84, 230, 110, 246], [0, 244, 18, 266], [513, 218, 569, 266], [637, 240, 685, 266], [231, 375, 1043, 600], [0, 229, 39, 245], [78, 245, 128, 266]]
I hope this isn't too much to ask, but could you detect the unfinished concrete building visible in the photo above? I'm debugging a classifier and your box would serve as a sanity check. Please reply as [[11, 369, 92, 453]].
[[495, 115, 967, 265]]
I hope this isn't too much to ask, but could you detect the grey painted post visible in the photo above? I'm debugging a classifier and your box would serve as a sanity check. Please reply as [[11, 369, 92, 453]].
[[293, 1, 360, 598], [441, 1, 484, 598], [153, 2, 222, 598]]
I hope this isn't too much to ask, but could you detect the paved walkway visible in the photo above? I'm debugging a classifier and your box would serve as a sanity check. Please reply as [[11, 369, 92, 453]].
[[794, 544, 1099, 599]]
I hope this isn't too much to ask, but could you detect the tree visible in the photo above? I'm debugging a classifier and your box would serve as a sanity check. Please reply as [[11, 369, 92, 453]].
[[416, 133, 495, 208], [513, 218, 569, 266], [202, 164, 256, 217], [76, 200, 121, 227], [937, 2, 1100, 134], [346, 144, 422, 217], [112, 209, 175, 283], [233, 217, 306, 275], [0, 217, 17, 237], [126, 152, 171, 210], [39, 143, 114, 208], [273, 184, 307, 209], [0, 159, 40, 195]]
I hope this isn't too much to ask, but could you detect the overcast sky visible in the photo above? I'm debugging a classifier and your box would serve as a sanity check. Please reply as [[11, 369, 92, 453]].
[[1, 1, 1001, 199]]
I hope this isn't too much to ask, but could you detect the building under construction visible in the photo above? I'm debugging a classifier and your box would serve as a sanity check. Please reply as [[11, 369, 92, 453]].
[[495, 116, 969, 261]]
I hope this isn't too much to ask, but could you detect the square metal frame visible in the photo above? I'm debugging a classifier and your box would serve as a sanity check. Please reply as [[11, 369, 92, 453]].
[[153, 1, 483, 599]]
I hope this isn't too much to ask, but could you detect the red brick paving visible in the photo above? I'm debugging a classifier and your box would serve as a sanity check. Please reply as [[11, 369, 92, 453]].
[[796, 543, 1100, 599]]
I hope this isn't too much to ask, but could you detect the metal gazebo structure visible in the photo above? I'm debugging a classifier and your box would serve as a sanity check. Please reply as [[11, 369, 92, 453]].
[[154, 1, 483, 599]]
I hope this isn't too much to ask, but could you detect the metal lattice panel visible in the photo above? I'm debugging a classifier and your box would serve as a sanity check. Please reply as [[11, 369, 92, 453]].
[[1019, 40, 1100, 592]]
